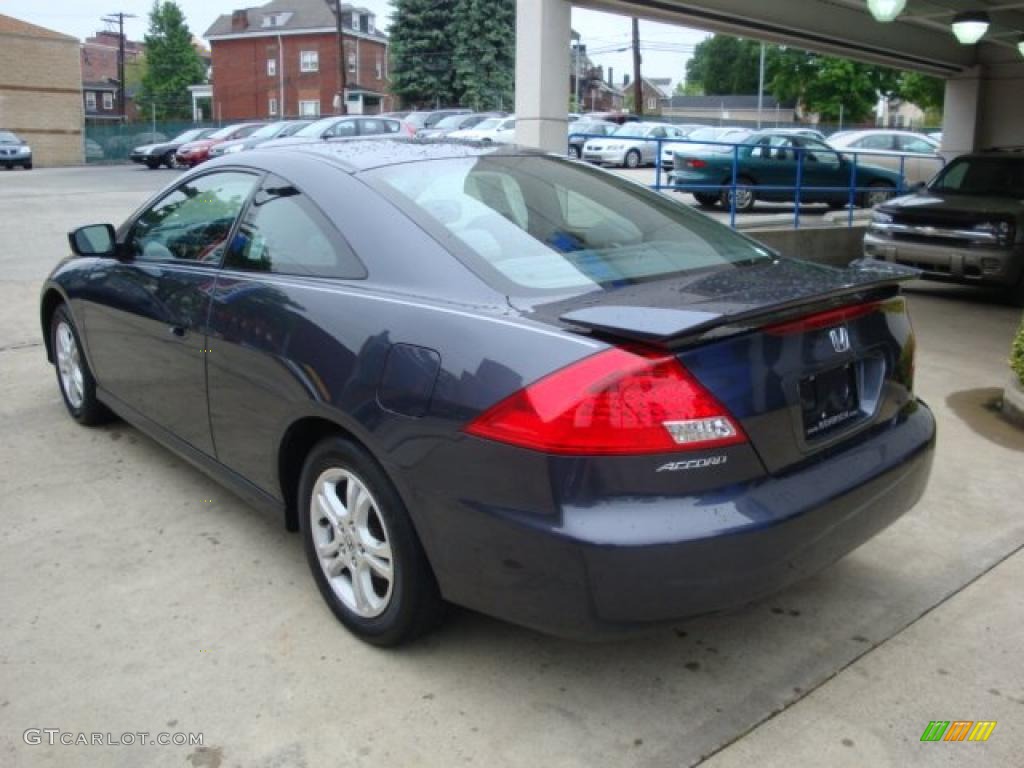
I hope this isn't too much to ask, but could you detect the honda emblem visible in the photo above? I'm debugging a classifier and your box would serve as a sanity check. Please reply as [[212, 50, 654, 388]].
[[829, 327, 851, 354]]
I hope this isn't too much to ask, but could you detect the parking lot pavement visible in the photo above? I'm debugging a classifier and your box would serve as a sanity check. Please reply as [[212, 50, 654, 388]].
[[2, 166, 1023, 768]]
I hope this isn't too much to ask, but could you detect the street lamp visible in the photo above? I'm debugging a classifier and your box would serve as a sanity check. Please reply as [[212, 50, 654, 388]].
[[866, 0, 906, 23], [951, 11, 990, 44]]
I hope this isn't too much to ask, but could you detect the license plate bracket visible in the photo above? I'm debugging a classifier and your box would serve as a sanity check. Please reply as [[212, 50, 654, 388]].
[[800, 363, 860, 440]]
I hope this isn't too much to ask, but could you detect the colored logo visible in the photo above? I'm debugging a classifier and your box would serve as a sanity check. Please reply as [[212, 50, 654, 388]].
[[920, 721, 997, 742]]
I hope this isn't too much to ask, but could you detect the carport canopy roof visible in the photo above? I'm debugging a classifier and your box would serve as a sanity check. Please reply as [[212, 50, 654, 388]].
[[576, 0, 1024, 75]]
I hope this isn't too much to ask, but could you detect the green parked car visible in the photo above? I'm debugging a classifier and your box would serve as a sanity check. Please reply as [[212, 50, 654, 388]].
[[669, 130, 903, 212]]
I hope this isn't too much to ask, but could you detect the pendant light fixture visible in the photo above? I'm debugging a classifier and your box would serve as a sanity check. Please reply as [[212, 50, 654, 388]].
[[951, 11, 991, 44], [866, 0, 906, 23]]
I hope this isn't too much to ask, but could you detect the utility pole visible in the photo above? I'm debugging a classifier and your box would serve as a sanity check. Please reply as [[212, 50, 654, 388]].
[[335, 0, 348, 115], [631, 17, 643, 117], [757, 42, 766, 129], [102, 12, 136, 122]]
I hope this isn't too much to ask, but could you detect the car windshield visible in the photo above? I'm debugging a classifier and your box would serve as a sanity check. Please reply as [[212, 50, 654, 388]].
[[930, 157, 1024, 198], [293, 118, 338, 137], [209, 124, 248, 140], [280, 121, 312, 136], [613, 124, 648, 138], [248, 122, 288, 139], [172, 129, 204, 143], [435, 115, 470, 129], [473, 118, 501, 131], [367, 155, 774, 296], [0, 131, 21, 143], [405, 112, 432, 128]]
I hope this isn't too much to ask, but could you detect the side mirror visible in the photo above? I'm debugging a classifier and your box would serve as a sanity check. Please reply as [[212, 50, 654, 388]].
[[911, 181, 927, 193], [68, 224, 117, 257]]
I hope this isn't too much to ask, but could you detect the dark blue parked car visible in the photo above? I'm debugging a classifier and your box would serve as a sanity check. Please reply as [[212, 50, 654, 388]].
[[41, 139, 935, 645]]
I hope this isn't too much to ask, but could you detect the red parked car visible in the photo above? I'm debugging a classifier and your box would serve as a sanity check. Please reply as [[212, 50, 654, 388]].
[[175, 123, 264, 167]]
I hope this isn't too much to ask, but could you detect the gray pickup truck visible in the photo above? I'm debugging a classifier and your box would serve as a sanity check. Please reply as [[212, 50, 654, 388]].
[[863, 150, 1024, 305]]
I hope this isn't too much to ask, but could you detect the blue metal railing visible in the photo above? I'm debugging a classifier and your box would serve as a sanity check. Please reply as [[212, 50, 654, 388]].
[[567, 132, 947, 230]]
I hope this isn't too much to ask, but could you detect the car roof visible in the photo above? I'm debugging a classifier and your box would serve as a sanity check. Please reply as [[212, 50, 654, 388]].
[[248, 137, 546, 173]]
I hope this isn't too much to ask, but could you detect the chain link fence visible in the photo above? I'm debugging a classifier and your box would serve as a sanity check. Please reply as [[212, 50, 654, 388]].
[[83, 120, 220, 164]]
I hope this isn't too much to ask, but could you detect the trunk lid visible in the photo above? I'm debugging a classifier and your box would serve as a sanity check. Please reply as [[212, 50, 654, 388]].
[[523, 259, 919, 474]]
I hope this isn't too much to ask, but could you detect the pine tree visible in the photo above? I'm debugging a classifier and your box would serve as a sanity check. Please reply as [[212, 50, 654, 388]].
[[452, 0, 514, 111], [388, 0, 458, 108], [138, 1, 206, 120]]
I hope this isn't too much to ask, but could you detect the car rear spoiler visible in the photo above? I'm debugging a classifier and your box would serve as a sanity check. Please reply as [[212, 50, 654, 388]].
[[560, 260, 920, 349]]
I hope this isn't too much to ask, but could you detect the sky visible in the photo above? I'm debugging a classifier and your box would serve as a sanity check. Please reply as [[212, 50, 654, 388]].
[[4, 1, 709, 87]]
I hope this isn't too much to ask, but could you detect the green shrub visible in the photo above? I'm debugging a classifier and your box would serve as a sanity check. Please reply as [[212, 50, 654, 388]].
[[1012, 315, 1024, 387]]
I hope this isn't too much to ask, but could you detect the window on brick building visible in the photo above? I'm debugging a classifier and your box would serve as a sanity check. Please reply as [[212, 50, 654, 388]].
[[269, 97, 278, 116], [299, 100, 320, 117], [267, 58, 276, 77], [103, 92, 114, 110], [375, 54, 383, 79], [300, 50, 319, 72], [348, 53, 356, 74], [85, 92, 97, 111]]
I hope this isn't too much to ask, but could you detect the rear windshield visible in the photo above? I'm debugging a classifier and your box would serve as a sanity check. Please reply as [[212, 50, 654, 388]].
[[172, 129, 204, 143], [930, 157, 1024, 198], [613, 124, 648, 138], [405, 112, 432, 128], [365, 155, 774, 296]]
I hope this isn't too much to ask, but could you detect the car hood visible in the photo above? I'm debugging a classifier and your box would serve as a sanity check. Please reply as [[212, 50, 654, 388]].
[[879, 191, 1022, 218], [179, 139, 216, 151]]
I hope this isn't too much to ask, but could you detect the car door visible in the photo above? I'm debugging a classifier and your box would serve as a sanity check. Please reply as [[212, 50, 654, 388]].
[[324, 119, 358, 139], [742, 136, 794, 201], [357, 118, 400, 137], [896, 134, 943, 184], [205, 173, 367, 495], [494, 119, 516, 143], [798, 137, 846, 203], [81, 170, 259, 454], [644, 126, 668, 163], [850, 134, 899, 176]]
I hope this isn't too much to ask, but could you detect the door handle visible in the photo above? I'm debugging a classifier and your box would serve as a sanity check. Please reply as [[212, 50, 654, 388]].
[[168, 325, 186, 338]]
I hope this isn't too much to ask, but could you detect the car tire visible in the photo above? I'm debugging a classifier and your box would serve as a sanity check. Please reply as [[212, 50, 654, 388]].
[[145, 158, 161, 170], [50, 304, 113, 426], [860, 181, 895, 209], [163, 152, 177, 169], [694, 193, 719, 209], [23, 162, 32, 170], [298, 436, 443, 646], [623, 149, 641, 169], [569, 145, 581, 159], [721, 176, 756, 213]]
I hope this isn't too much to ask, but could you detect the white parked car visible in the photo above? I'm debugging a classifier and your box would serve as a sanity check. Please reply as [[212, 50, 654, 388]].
[[827, 129, 943, 185], [582, 122, 687, 168], [660, 126, 752, 168], [448, 116, 517, 143]]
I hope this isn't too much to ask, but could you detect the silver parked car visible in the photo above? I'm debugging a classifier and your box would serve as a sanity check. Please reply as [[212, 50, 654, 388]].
[[582, 122, 687, 168], [660, 126, 752, 168], [828, 130, 942, 185]]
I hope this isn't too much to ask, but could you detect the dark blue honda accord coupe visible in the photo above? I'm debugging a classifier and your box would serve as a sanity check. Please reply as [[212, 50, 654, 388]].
[[40, 139, 935, 645]]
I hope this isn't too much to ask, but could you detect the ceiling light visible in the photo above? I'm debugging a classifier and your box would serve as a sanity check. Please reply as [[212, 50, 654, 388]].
[[951, 11, 991, 44], [1018, 36, 1024, 57], [866, 0, 906, 23]]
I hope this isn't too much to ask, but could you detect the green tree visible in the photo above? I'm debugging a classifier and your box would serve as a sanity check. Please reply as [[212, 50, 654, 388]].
[[137, 2, 205, 120], [452, 0, 514, 111], [685, 36, 762, 95], [388, 0, 458, 108], [898, 71, 945, 112]]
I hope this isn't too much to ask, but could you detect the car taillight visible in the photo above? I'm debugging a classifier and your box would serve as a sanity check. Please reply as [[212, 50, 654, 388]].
[[684, 158, 707, 169], [464, 347, 746, 455], [403, 121, 416, 137]]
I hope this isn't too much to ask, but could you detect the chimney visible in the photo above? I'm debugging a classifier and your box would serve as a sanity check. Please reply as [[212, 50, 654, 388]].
[[607, 67, 613, 87], [231, 10, 247, 33], [623, 73, 630, 88]]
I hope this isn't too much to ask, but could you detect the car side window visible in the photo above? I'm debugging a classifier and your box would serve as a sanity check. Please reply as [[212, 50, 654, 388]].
[[854, 134, 894, 151], [327, 120, 357, 138], [225, 174, 366, 279], [802, 138, 840, 166], [129, 172, 257, 264], [898, 136, 936, 154], [359, 119, 386, 136]]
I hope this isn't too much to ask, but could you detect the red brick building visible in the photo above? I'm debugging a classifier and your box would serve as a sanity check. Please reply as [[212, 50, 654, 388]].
[[80, 30, 145, 121], [204, 0, 391, 120]]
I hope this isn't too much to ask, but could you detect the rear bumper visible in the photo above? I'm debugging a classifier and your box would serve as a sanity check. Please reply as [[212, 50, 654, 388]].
[[427, 401, 935, 639], [864, 231, 1024, 288]]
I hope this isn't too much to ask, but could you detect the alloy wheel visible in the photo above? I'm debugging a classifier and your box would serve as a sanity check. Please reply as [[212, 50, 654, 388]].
[[55, 321, 84, 409], [310, 467, 394, 618]]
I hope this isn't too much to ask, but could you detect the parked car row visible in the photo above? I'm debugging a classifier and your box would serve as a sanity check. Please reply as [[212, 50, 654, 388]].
[[130, 115, 415, 170]]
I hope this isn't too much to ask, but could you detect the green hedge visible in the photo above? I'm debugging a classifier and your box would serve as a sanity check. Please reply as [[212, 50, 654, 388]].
[[1012, 315, 1024, 387]]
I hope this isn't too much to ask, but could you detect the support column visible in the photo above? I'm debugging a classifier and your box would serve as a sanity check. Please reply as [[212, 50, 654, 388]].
[[515, 0, 571, 151], [940, 66, 982, 159]]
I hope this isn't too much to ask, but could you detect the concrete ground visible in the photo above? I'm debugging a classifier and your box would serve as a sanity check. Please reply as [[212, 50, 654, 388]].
[[1, 166, 1022, 768]]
